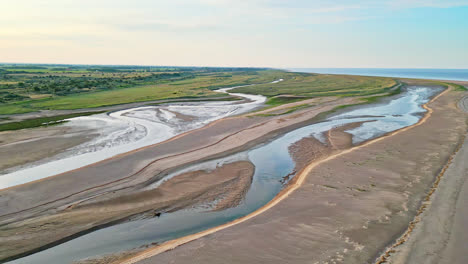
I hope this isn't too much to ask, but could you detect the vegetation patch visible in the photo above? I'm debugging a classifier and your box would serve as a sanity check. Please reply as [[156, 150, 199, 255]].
[[266, 96, 308, 106], [0, 111, 104, 132], [231, 74, 397, 98], [448, 83, 468, 91], [0, 64, 405, 116], [360, 83, 403, 103], [0, 65, 283, 114]]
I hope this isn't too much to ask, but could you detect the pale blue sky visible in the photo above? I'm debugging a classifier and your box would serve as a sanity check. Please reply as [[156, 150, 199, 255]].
[[1, 0, 467, 68]]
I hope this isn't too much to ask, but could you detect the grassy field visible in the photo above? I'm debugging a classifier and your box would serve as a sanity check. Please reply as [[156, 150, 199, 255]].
[[231, 73, 398, 101], [448, 83, 467, 91], [0, 71, 398, 114], [0, 66, 405, 116], [0, 68, 283, 114]]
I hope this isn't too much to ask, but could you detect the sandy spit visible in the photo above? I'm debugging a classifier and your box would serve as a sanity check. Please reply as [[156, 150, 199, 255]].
[[375, 91, 468, 264]]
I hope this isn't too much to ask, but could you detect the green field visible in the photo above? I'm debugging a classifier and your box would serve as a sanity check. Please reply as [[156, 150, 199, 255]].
[[2, 65, 448, 133], [231, 73, 398, 101], [447, 83, 467, 91], [0, 66, 283, 114], [0, 65, 403, 117]]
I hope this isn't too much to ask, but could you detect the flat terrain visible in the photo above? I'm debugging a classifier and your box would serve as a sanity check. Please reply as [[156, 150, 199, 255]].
[[382, 90, 468, 264], [0, 68, 464, 264], [0, 93, 360, 261], [0, 65, 283, 114], [125, 86, 467, 264], [231, 73, 397, 105], [0, 66, 398, 135], [0, 161, 255, 261]]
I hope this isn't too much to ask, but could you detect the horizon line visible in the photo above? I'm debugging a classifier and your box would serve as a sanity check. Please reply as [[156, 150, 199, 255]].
[[1, 62, 468, 70]]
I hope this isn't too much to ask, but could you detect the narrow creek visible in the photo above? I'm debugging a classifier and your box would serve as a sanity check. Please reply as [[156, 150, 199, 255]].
[[8, 86, 440, 264]]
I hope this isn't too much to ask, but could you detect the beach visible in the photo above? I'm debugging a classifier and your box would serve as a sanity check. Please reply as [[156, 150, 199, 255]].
[[379, 92, 468, 264], [118, 83, 468, 264]]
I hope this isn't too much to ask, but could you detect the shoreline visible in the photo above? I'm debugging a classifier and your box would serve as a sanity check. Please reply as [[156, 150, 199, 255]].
[[288, 69, 468, 83], [0, 81, 459, 263], [117, 86, 450, 264], [374, 92, 468, 263], [375, 121, 466, 264]]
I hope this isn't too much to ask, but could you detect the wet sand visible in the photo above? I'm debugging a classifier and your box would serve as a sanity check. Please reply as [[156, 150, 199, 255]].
[[0, 96, 358, 261], [74, 250, 144, 264], [0, 161, 254, 261], [0, 96, 234, 123], [288, 122, 364, 170], [120, 86, 467, 264], [70, 124, 362, 264], [380, 91, 468, 264], [0, 127, 96, 172]]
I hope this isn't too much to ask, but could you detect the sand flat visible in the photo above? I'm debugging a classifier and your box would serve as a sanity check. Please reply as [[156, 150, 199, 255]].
[[0, 96, 357, 261], [129, 88, 467, 264], [382, 91, 468, 264], [0, 161, 255, 261], [2, 84, 461, 263]]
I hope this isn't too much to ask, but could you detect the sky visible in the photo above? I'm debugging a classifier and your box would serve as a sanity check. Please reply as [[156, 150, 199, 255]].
[[1, 0, 468, 68]]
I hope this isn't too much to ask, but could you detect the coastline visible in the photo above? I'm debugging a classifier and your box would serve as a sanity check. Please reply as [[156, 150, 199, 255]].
[[289, 68, 468, 82], [1, 79, 465, 263], [116, 85, 452, 264], [375, 93, 468, 263]]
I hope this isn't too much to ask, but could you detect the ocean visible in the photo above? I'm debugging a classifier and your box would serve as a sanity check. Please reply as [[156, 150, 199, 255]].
[[289, 68, 468, 81]]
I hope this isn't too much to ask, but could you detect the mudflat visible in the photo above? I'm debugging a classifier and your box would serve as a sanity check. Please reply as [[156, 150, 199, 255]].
[[0, 126, 96, 171], [0, 161, 255, 261], [129, 87, 467, 264], [0, 96, 358, 261]]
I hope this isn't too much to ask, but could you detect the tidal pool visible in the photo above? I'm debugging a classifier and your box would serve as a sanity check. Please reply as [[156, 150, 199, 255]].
[[8, 86, 440, 264]]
